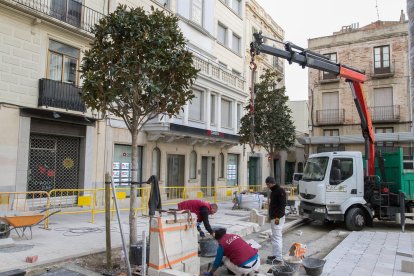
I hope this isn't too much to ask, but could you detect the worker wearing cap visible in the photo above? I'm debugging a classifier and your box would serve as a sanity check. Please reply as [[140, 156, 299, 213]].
[[204, 228, 260, 276], [265, 176, 286, 264], [177, 199, 218, 237]]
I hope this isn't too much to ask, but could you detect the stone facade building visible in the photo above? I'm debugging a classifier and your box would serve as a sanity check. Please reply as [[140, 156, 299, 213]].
[[0, 0, 291, 195], [302, 13, 412, 168]]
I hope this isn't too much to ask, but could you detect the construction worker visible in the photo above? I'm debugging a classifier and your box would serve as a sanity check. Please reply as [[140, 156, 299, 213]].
[[265, 176, 286, 265], [204, 228, 260, 276], [177, 199, 218, 237]]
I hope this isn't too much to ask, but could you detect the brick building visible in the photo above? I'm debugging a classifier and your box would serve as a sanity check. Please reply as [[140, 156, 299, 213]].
[[300, 12, 412, 167]]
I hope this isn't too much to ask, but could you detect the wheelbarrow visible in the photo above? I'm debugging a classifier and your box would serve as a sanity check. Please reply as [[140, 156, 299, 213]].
[[0, 209, 60, 239]]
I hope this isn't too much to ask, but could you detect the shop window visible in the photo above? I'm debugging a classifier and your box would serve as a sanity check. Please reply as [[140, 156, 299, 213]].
[[112, 145, 143, 186], [227, 153, 239, 185]]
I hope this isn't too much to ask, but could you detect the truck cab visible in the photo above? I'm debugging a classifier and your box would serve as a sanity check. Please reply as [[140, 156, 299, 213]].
[[299, 151, 372, 230]]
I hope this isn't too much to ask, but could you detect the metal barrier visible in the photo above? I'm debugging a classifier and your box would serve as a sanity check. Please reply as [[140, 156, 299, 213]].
[[0, 184, 298, 224], [0, 191, 50, 228]]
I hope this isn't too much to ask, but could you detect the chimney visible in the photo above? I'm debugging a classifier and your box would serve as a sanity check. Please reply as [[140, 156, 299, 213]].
[[400, 9, 406, 22]]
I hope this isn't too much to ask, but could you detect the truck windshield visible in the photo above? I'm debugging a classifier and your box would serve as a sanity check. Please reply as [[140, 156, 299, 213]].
[[302, 157, 329, 181]]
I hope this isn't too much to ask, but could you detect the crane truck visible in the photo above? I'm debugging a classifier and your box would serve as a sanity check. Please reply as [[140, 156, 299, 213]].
[[251, 32, 414, 231]]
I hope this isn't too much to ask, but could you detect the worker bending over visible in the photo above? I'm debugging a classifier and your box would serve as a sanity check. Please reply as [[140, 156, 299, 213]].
[[177, 199, 218, 237], [204, 228, 260, 276]]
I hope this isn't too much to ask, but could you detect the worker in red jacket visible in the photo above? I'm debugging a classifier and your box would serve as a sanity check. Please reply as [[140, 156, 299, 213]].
[[178, 199, 218, 237], [204, 228, 260, 276]]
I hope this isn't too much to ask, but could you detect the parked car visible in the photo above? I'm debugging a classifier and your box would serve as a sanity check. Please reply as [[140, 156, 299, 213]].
[[292, 173, 303, 185]]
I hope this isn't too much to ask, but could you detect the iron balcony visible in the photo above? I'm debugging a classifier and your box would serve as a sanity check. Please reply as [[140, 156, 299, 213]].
[[38, 78, 86, 112], [7, 0, 104, 33], [369, 105, 400, 122], [316, 109, 345, 125]]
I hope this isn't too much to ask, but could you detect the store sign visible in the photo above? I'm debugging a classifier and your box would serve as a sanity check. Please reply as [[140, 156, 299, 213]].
[[207, 130, 224, 138]]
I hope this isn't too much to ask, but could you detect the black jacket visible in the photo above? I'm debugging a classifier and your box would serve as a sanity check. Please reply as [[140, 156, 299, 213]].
[[268, 185, 286, 219]]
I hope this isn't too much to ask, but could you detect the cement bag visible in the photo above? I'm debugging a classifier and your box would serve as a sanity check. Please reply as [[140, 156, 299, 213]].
[[238, 194, 264, 210]]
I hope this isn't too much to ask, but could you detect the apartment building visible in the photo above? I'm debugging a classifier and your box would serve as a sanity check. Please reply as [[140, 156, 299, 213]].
[[303, 12, 412, 167], [0, 0, 106, 193], [0, 0, 289, 195]]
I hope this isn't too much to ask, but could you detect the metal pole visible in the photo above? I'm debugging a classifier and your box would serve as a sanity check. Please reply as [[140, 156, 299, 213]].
[[110, 181, 132, 276], [142, 230, 146, 276]]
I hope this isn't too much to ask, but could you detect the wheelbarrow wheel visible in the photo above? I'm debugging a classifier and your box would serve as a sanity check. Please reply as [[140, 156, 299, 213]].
[[0, 222, 10, 239]]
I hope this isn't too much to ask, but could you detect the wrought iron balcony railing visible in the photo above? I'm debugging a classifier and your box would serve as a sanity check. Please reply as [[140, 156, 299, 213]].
[[38, 78, 85, 112], [369, 105, 400, 122], [9, 0, 104, 33], [192, 53, 245, 92], [316, 109, 345, 125]]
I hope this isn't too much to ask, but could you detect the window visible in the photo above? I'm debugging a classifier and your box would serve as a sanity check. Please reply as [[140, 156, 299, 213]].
[[156, 0, 169, 8], [219, 62, 227, 68], [113, 145, 143, 185], [374, 45, 390, 74], [320, 92, 340, 124], [210, 94, 216, 125], [189, 90, 203, 121], [329, 158, 353, 185], [323, 129, 339, 147], [219, 152, 224, 178], [232, 33, 241, 54], [236, 103, 242, 131], [373, 87, 393, 121], [232, 69, 241, 76], [217, 23, 227, 45], [152, 147, 161, 180], [191, 0, 203, 26], [51, 0, 82, 28], [48, 40, 80, 84], [375, 127, 394, 148], [227, 154, 239, 185], [221, 99, 232, 128], [232, 0, 242, 15], [323, 53, 337, 79], [189, 151, 197, 179]]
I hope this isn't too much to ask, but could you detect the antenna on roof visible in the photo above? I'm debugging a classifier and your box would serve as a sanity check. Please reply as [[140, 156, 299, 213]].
[[375, 0, 380, 21]]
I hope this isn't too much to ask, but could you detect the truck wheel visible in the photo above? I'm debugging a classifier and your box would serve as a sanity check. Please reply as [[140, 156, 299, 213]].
[[345, 207, 365, 231]]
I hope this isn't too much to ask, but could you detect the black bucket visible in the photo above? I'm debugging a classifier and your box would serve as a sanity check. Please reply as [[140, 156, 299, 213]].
[[302, 257, 325, 276], [130, 242, 150, 266], [199, 238, 218, 257], [272, 264, 297, 276]]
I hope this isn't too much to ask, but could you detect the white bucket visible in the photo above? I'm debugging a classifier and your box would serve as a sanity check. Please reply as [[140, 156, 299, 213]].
[[238, 194, 265, 210]]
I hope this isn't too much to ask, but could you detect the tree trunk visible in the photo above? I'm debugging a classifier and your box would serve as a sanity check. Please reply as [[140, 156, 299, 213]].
[[268, 154, 275, 178], [129, 128, 139, 253]]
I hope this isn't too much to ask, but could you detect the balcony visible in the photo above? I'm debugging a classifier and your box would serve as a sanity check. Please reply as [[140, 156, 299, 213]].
[[38, 78, 85, 112], [8, 0, 104, 33], [371, 61, 395, 79], [316, 109, 345, 125], [369, 105, 400, 122], [192, 54, 245, 92]]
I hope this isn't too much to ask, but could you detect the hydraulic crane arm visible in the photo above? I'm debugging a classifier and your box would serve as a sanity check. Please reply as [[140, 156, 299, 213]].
[[251, 32, 376, 175]]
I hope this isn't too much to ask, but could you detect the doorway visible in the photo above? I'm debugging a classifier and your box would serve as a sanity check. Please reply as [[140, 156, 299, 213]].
[[201, 156, 215, 197], [248, 157, 261, 187], [167, 154, 185, 199]]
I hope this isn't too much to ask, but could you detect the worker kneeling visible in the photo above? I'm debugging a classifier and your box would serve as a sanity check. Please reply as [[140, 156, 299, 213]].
[[177, 199, 218, 237], [205, 228, 260, 276]]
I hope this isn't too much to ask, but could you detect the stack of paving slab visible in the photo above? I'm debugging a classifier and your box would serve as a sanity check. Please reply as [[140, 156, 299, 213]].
[[148, 213, 200, 276]]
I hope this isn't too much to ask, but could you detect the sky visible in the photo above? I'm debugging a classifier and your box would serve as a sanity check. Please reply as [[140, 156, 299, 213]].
[[255, 0, 407, 101]]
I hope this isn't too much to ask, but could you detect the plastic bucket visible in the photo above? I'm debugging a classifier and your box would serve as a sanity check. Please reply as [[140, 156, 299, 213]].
[[199, 238, 218, 257], [302, 257, 325, 276], [283, 256, 302, 272], [272, 264, 298, 276]]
